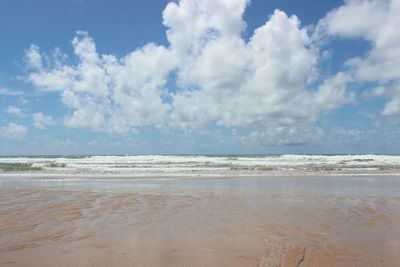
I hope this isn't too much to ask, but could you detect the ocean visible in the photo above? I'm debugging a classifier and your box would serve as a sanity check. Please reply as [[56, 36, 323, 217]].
[[1, 154, 400, 178]]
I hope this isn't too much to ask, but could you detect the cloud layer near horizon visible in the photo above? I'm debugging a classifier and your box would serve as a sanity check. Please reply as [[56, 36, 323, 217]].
[[25, 0, 399, 142]]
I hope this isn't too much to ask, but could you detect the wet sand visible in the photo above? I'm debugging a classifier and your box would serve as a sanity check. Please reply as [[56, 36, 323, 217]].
[[1, 176, 400, 266]]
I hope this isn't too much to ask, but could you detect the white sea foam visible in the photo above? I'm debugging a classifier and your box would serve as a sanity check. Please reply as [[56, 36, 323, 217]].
[[0, 154, 400, 177]]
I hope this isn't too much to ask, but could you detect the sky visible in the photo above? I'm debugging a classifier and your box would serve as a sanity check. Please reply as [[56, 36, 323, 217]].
[[1, 0, 400, 155]]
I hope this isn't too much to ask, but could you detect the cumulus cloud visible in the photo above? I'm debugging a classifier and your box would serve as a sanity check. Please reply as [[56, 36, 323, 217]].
[[27, 32, 173, 134], [317, 0, 400, 115], [5, 106, 25, 118], [168, 6, 352, 130], [0, 123, 27, 140], [26, 0, 355, 136], [33, 113, 56, 129]]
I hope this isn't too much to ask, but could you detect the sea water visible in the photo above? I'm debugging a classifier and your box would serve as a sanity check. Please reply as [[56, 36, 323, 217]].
[[1, 154, 400, 178]]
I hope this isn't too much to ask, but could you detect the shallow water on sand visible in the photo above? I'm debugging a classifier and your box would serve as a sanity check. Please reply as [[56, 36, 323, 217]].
[[2, 174, 400, 195], [1, 175, 399, 266]]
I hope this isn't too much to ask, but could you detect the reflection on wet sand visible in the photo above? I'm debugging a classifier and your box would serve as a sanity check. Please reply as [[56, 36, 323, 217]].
[[1, 183, 399, 266]]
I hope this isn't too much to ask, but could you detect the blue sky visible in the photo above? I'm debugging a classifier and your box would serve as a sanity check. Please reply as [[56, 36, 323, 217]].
[[1, 0, 399, 155]]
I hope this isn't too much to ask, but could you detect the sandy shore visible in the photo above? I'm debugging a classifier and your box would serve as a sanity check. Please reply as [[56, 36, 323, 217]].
[[1, 176, 400, 266]]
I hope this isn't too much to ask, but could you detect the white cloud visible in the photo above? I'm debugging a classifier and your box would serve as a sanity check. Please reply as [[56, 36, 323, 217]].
[[163, 0, 249, 63], [362, 86, 386, 100], [317, 0, 386, 40], [33, 113, 56, 129], [317, 0, 400, 115], [27, 32, 174, 134], [5, 106, 25, 118], [382, 91, 400, 116], [0, 123, 27, 140], [170, 8, 352, 131], [0, 88, 24, 96], [26, 44, 43, 69], [26, 0, 354, 135]]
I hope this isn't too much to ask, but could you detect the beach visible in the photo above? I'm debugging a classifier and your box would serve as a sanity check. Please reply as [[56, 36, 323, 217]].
[[3, 0, 400, 264], [1, 169, 400, 266]]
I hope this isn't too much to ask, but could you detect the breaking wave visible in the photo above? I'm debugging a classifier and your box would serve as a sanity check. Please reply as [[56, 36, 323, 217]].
[[1, 154, 400, 177]]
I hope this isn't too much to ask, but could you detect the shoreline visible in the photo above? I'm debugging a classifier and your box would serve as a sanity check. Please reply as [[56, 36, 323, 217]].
[[2, 171, 400, 179]]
